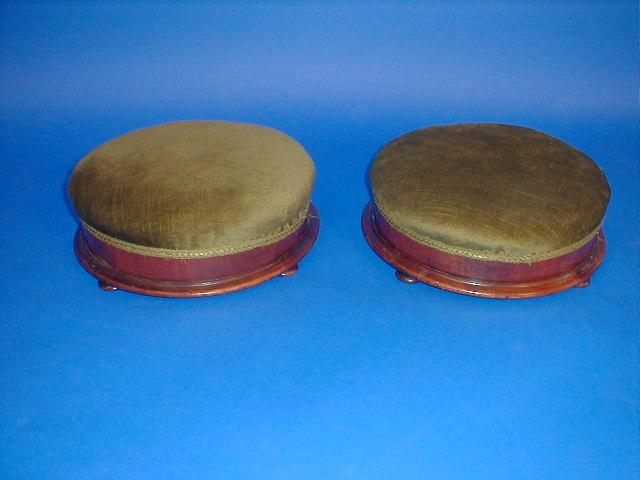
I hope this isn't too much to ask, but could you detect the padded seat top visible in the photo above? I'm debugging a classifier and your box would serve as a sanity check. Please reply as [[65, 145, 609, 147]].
[[370, 124, 610, 263], [69, 121, 315, 257]]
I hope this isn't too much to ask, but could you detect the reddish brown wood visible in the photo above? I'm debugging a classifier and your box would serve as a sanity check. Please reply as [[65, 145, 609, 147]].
[[280, 264, 299, 277], [362, 203, 606, 299], [395, 270, 417, 283], [75, 205, 319, 297], [98, 280, 118, 291]]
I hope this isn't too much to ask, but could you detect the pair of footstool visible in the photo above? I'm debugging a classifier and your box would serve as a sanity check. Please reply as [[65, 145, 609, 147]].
[[68, 121, 610, 299]]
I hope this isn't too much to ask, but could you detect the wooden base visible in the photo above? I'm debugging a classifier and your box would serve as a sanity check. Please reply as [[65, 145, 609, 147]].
[[362, 203, 606, 299], [75, 205, 319, 298]]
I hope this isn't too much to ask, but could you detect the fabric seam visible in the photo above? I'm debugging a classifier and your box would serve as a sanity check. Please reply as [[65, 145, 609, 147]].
[[82, 205, 310, 259], [372, 196, 601, 264]]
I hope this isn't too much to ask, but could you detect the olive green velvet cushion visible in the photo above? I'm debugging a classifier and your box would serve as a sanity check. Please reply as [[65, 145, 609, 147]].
[[69, 121, 315, 257], [370, 124, 610, 263]]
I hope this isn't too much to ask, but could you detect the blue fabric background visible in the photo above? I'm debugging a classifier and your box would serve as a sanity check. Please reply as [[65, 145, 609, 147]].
[[1, 1, 637, 479]]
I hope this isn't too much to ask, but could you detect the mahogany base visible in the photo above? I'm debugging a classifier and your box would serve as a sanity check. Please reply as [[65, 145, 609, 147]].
[[362, 203, 606, 299], [75, 205, 319, 298]]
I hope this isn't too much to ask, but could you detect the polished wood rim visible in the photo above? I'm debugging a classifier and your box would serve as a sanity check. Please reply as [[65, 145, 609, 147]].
[[75, 204, 320, 298], [362, 202, 606, 299]]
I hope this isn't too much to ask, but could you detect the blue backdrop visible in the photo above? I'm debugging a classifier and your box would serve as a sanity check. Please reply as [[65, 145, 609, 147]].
[[1, 1, 637, 479]]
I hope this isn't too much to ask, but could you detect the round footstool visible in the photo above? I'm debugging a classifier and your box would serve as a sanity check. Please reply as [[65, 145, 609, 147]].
[[69, 121, 319, 297], [363, 123, 610, 298]]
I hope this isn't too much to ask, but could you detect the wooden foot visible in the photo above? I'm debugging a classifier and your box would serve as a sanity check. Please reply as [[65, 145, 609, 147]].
[[575, 278, 591, 288], [396, 270, 417, 284], [98, 280, 118, 291], [280, 264, 299, 277]]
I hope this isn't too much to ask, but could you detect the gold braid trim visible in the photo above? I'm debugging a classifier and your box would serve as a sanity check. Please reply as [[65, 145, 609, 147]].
[[82, 205, 310, 259], [372, 198, 601, 264]]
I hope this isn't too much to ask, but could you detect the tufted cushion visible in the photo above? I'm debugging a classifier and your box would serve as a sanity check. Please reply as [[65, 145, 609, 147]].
[[370, 124, 610, 263], [69, 121, 315, 258]]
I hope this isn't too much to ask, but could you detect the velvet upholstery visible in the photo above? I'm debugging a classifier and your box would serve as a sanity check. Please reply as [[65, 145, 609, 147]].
[[69, 121, 316, 257], [370, 124, 610, 263]]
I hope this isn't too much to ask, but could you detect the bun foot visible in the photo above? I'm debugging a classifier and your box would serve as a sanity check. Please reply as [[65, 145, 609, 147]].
[[396, 270, 417, 284], [98, 280, 118, 291], [575, 278, 591, 288], [281, 264, 299, 277]]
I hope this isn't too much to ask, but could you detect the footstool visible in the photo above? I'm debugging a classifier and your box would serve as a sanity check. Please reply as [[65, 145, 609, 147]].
[[69, 121, 319, 297], [362, 123, 610, 298]]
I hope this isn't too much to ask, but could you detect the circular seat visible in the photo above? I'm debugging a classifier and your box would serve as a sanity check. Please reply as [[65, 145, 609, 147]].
[[69, 121, 316, 258], [364, 123, 610, 298], [69, 120, 318, 297], [370, 124, 610, 263]]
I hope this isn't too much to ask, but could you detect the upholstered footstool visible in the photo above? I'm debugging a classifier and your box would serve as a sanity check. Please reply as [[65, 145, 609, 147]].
[[69, 121, 319, 297], [363, 124, 610, 298]]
